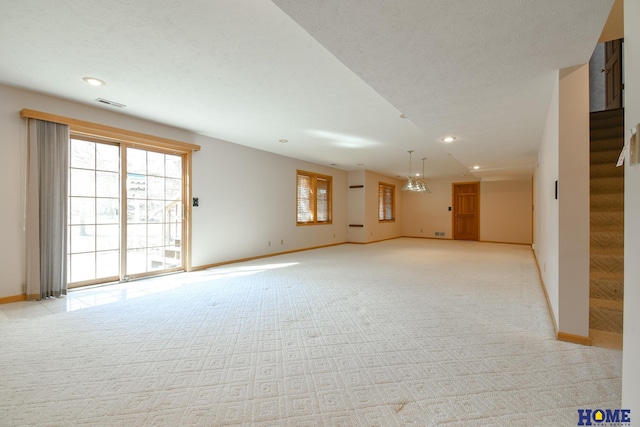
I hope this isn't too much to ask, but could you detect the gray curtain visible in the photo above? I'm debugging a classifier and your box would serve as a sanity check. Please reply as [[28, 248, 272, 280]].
[[27, 119, 69, 299]]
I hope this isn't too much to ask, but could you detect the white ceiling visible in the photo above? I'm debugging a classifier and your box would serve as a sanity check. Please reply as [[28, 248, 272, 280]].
[[0, 0, 613, 179]]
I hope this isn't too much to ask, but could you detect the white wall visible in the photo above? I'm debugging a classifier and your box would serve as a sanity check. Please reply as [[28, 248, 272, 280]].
[[622, 0, 640, 415], [403, 175, 532, 244], [479, 177, 533, 244], [190, 135, 347, 266], [0, 84, 347, 298], [402, 176, 462, 239], [557, 64, 591, 338], [534, 65, 591, 339], [534, 74, 560, 324]]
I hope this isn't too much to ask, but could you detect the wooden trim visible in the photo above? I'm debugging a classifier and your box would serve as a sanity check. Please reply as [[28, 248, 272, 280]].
[[349, 236, 404, 245], [479, 240, 532, 246], [532, 249, 559, 335], [405, 236, 453, 241], [124, 267, 184, 281], [68, 276, 119, 289], [378, 181, 396, 221], [191, 243, 346, 271], [20, 109, 200, 153], [0, 294, 27, 304], [296, 170, 333, 225], [366, 236, 403, 244], [184, 151, 193, 272], [119, 145, 128, 281], [558, 332, 592, 346]]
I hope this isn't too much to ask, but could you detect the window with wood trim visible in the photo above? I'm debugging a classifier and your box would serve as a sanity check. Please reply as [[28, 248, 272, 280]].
[[297, 170, 332, 225], [20, 109, 200, 287], [378, 182, 395, 221]]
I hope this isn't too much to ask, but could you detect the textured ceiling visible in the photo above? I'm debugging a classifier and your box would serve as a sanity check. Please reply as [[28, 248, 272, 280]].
[[0, 0, 613, 179]]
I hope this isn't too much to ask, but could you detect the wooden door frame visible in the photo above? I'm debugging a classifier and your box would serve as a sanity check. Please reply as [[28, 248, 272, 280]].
[[452, 181, 480, 241], [604, 38, 623, 110]]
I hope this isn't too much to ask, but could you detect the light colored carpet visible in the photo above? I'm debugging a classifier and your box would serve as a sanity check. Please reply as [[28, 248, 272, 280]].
[[0, 238, 622, 426]]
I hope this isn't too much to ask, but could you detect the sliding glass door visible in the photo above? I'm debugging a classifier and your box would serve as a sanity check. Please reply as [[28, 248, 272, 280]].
[[125, 148, 183, 277], [67, 138, 185, 287], [68, 138, 121, 285]]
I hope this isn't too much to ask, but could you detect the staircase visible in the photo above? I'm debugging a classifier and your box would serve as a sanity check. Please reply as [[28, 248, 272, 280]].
[[589, 108, 624, 349]]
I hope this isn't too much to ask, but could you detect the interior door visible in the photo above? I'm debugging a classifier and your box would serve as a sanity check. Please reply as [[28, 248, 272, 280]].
[[453, 182, 479, 241], [604, 39, 623, 110]]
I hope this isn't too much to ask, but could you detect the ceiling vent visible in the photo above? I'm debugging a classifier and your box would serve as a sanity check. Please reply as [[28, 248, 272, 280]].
[[95, 98, 126, 108]]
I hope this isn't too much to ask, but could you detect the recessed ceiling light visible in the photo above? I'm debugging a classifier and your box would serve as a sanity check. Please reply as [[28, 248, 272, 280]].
[[83, 77, 105, 86], [473, 165, 480, 170], [443, 137, 456, 143], [278, 139, 288, 143]]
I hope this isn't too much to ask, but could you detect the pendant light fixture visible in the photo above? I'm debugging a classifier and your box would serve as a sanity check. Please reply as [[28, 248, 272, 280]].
[[402, 150, 418, 192], [401, 151, 431, 193], [419, 157, 431, 193]]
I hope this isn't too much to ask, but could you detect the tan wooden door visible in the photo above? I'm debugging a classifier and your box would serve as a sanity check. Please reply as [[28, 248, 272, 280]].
[[453, 182, 479, 241], [605, 39, 623, 110]]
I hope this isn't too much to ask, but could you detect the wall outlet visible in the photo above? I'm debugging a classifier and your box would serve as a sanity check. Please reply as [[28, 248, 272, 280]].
[[268, 241, 271, 247], [280, 239, 284, 245]]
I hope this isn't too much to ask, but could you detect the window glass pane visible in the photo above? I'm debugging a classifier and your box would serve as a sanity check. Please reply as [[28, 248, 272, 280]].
[[148, 176, 165, 200], [166, 178, 182, 201], [127, 249, 146, 275], [164, 245, 181, 265], [70, 139, 95, 169], [127, 200, 147, 223], [148, 247, 164, 271], [96, 144, 119, 172], [70, 197, 95, 225], [70, 253, 95, 282], [297, 174, 312, 223], [127, 173, 147, 199], [147, 223, 164, 247], [69, 225, 95, 254], [166, 203, 182, 245], [147, 151, 165, 176], [317, 178, 329, 222], [127, 224, 147, 249], [165, 154, 182, 178], [96, 250, 119, 278], [96, 198, 119, 224], [148, 200, 165, 223], [127, 148, 147, 174], [378, 184, 394, 221], [96, 224, 119, 251], [70, 169, 95, 197], [96, 171, 120, 198]]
